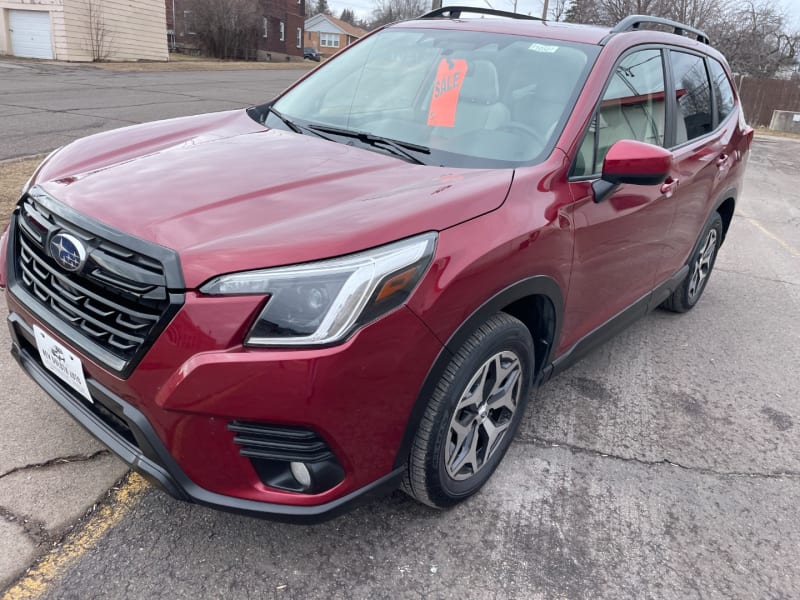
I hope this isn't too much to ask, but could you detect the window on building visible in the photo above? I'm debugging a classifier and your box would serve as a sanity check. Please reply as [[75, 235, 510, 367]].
[[670, 51, 713, 144], [280, 21, 285, 41], [573, 49, 666, 177], [297, 28, 302, 48], [320, 33, 340, 48], [263, 17, 268, 38], [184, 11, 195, 36]]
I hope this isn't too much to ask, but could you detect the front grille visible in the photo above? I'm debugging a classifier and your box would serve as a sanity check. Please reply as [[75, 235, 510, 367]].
[[228, 421, 335, 463], [9, 188, 184, 376], [18, 235, 161, 354]]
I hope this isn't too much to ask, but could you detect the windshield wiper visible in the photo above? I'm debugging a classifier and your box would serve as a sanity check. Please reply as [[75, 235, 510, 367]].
[[266, 106, 334, 141], [307, 124, 430, 165]]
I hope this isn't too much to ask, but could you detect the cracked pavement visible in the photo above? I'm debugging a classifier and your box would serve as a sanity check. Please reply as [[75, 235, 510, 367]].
[[1, 59, 799, 598], [524, 436, 800, 479], [0, 306, 128, 587]]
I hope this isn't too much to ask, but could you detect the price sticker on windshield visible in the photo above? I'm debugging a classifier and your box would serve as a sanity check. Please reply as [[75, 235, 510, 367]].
[[427, 58, 468, 128]]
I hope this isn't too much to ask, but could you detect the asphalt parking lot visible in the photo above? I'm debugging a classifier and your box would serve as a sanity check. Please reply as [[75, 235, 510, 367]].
[[0, 58, 304, 161], [1, 58, 799, 599]]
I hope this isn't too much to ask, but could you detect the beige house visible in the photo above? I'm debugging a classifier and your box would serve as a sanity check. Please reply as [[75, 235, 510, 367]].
[[0, 0, 167, 62], [304, 13, 366, 59]]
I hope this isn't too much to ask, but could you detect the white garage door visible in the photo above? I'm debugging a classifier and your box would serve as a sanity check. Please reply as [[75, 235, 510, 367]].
[[9, 10, 54, 60]]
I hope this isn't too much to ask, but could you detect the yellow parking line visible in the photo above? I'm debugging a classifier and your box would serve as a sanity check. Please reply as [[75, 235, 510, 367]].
[[737, 213, 800, 257], [2, 473, 148, 600]]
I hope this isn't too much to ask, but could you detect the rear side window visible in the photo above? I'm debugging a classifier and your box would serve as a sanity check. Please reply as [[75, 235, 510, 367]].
[[708, 58, 735, 123], [573, 49, 666, 177], [670, 51, 712, 144]]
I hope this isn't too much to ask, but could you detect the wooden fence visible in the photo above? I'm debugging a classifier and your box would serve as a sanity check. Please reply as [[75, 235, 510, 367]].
[[736, 75, 800, 128]]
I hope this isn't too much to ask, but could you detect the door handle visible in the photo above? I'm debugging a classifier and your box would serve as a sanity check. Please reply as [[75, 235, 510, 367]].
[[661, 177, 679, 197], [716, 154, 729, 167]]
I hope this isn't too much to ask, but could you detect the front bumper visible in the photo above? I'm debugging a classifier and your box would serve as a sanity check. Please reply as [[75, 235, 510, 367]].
[[9, 314, 406, 521], [7, 291, 443, 521]]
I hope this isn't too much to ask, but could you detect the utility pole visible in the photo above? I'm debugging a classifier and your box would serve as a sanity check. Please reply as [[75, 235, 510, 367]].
[[432, 0, 442, 9], [541, 0, 549, 19]]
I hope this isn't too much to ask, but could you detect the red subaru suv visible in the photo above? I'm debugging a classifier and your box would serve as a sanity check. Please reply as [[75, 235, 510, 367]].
[[1, 8, 752, 520]]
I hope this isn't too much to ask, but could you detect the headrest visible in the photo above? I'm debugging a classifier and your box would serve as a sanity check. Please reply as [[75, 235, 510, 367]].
[[461, 60, 500, 105]]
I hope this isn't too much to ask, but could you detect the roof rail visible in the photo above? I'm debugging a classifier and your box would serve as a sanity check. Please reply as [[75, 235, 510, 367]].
[[609, 15, 710, 45], [419, 6, 542, 21]]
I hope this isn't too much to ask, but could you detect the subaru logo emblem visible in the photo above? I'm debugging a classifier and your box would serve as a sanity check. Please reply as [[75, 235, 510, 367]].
[[49, 233, 87, 273]]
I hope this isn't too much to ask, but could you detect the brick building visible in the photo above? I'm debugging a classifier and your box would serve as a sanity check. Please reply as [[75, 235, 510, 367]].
[[166, 0, 304, 60]]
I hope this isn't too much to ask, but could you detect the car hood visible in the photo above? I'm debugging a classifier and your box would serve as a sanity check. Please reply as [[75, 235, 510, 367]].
[[36, 110, 513, 288]]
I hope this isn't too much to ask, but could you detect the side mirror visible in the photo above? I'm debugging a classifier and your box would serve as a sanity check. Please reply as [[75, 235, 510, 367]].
[[592, 140, 673, 203]]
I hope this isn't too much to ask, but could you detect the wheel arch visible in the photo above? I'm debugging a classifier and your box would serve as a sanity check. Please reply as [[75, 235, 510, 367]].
[[716, 195, 735, 242], [393, 275, 564, 469], [713, 187, 736, 243]]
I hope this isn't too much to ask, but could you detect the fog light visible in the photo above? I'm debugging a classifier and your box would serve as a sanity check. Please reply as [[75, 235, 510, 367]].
[[290, 461, 312, 488]]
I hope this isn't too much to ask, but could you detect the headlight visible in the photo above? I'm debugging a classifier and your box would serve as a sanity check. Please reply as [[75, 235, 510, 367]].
[[200, 232, 437, 347]]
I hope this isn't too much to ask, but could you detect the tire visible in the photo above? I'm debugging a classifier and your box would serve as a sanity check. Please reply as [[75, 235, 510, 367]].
[[402, 312, 535, 508], [661, 211, 724, 313]]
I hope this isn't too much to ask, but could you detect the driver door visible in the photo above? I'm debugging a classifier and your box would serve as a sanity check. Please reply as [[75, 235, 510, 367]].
[[559, 48, 677, 353]]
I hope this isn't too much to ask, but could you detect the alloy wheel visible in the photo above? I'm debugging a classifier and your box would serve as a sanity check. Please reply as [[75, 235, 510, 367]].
[[688, 228, 718, 301], [444, 350, 522, 481]]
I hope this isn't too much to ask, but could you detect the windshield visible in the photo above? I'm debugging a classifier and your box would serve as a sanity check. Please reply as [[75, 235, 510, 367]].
[[266, 27, 598, 168]]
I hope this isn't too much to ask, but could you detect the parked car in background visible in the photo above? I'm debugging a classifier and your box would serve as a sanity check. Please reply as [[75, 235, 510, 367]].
[[1, 7, 752, 521], [303, 47, 321, 61]]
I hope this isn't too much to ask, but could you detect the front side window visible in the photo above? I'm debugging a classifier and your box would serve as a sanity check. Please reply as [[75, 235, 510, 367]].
[[670, 51, 712, 144], [574, 49, 666, 177], [270, 28, 597, 168], [708, 58, 735, 124]]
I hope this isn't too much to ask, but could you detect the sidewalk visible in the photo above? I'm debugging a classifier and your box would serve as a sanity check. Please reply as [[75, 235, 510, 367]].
[[0, 321, 128, 589]]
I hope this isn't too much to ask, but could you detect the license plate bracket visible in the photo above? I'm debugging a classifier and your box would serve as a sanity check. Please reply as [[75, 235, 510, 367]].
[[33, 325, 93, 402]]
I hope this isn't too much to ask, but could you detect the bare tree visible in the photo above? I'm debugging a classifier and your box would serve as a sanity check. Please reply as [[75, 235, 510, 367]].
[[548, 0, 570, 21], [710, 1, 800, 77], [306, 0, 316, 18], [193, 0, 262, 60], [564, 0, 799, 77], [86, 0, 112, 62], [563, 0, 605, 25], [370, 0, 427, 28], [664, 0, 725, 29]]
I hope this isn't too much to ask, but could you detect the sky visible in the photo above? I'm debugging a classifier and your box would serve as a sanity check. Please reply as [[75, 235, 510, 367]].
[[327, 0, 800, 29]]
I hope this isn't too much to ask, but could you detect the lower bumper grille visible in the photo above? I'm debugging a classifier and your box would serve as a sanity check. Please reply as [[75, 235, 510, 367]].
[[228, 421, 344, 494], [228, 421, 335, 463]]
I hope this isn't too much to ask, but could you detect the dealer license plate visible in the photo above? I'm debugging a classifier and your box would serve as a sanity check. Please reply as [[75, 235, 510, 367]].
[[33, 325, 92, 402]]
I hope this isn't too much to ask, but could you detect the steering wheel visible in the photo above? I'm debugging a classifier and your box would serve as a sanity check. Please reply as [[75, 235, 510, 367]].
[[499, 122, 546, 146]]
